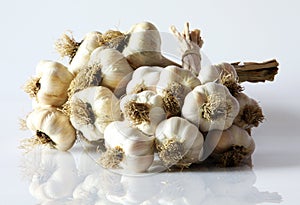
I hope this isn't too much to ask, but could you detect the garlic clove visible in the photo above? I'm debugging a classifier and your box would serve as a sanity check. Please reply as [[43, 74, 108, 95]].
[[155, 117, 204, 167], [25, 107, 76, 151], [70, 86, 122, 142], [68, 31, 102, 75], [182, 82, 240, 132]]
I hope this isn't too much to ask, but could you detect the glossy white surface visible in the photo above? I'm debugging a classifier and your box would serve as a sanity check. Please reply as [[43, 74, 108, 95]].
[[1, 0, 300, 204]]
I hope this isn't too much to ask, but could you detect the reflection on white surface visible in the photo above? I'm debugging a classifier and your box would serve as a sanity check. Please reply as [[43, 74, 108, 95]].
[[20, 145, 282, 205]]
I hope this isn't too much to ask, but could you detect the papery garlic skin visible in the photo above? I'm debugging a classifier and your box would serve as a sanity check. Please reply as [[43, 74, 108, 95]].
[[126, 66, 163, 94], [26, 107, 76, 151], [122, 22, 177, 69], [120, 91, 166, 135], [182, 82, 239, 132], [89, 47, 133, 97], [103, 121, 155, 173], [198, 64, 220, 84], [205, 125, 255, 166], [155, 117, 204, 166], [70, 86, 122, 141], [198, 63, 238, 85], [69, 31, 102, 75], [233, 93, 264, 129], [35, 60, 74, 107]]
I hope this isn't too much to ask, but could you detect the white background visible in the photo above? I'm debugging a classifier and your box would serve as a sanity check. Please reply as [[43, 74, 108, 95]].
[[0, 0, 300, 204]]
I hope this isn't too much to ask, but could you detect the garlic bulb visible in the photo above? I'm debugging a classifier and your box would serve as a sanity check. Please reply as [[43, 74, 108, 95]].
[[89, 47, 133, 97], [198, 64, 220, 84], [155, 117, 204, 167], [23, 60, 74, 107], [182, 82, 239, 132], [198, 62, 243, 96], [120, 90, 166, 135], [156, 65, 201, 117], [99, 121, 154, 173], [122, 22, 178, 69], [68, 31, 102, 75], [25, 107, 76, 151], [234, 93, 264, 130], [205, 125, 255, 167], [69, 86, 122, 141], [126, 66, 163, 94]]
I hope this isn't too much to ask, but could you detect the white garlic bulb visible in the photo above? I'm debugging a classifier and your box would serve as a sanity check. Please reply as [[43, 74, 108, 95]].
[[156, 65, 201, 117], [126, 66, 163, 94], [122, 22, 178, 69], [198, 64, 220, 84], [205, 125, 255, 167], [100, 121, 155, 173], [198, 62, 242, 96], [182, 82, 239, 132], [120, 90, 166, 135], [234, 92, 264, 129], [26, 107, 76, 151], [69, 86, 122, 141], [69, 31, 102, 75], [155, 117, 204, 167], [89, 47, 133, 97], [23, 60, 74, 107]]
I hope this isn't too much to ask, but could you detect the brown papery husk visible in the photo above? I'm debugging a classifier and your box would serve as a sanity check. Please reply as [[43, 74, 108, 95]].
[[221, 73, 244, 97], [124, 101, 151, 125], [208, 145, 253, 167], [98, 146, 124, 169], [54, 32, 81, 63], [202, 94, 229, 121], [19, 130, 55, 153], [23, 77, 41, 98], [70, 99, 95, 125], [68, 64, 102, 97], [241, 104, 264, 128]]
